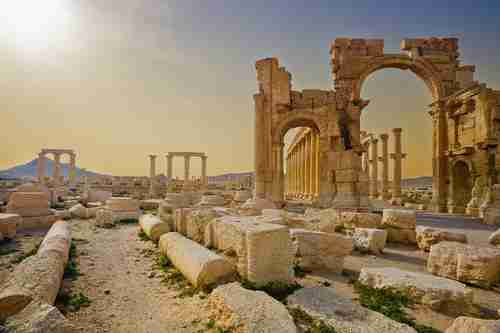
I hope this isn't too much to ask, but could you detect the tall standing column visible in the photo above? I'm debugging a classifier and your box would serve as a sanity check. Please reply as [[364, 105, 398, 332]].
[[37, 153, 46, 184], [310, 131, 316, 198], [166, 155, 173, 180], [201, 155, 208, 187], [300, 140, 305, 196], [369, 136, 379, 199], [184, 155, 190, 181], [53, 153, 61, 186], [390, 128, 406, 201], [304, 133, 311, 198], [149, 155, 157, 178], [362, 142, 370, 177], [378, 134, 390, 200], [315, 132, 320, 196], [68, 153, 76, 186]]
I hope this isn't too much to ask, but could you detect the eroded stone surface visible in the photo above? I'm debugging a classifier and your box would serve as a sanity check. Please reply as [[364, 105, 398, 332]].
[[359, 267, 473, 313], [208, 282, 297, 333], [139, 214, 170, 241], [416, 226, 467, 252], [0, 213, 20, 239], [445, 317, 500, 333], [353, 228, 387, 254], [338, 212, 382, 229], [287, 287, 416, 333], [489, 229, 500, 247], [427, 241, 500, 288]]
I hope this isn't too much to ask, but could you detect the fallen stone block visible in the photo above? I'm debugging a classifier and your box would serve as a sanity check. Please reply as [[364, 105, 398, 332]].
[[382, 209, 416, 229], [291, 229, 353, 272], [106, 197, 140, 211], [416, 226, 467, 252], [206, 216, 294, 285], [427, 241, 500, 288], [86, 189, 112, 203], [353, 228, 387, 254], [287, 287, 417, 333], [0, 213, 20, 239], [238, 197, 276, 216], [163, 193, 191, 209], [17, 215, 57, 230], [159, 232, 235, 287], [140, 199, 162, 210], [208, 282, 297, 333], [6, 192, 51, 218], [51, 209, 71, 220], [489, 229, 500, 247], [385, 227, 417, 244], [232, 190, 252, 203], [196, 195, 225, 207], [445, 317, 500, 333], [338, 212, 382, 229], [69, 204, 89, 219], [95, 208, 114, 228], [359, 267, 473, 314], [5, 302, 75, 333], [139, 214, 170, 241]]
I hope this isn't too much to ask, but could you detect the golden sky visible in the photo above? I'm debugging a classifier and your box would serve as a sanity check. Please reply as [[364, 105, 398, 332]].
[[1, 0, 499, 179]]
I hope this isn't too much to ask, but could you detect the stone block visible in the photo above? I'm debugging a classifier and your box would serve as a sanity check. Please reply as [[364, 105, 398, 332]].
[[382, 209, 416, 229], [69, 204, 89, 219], [140, 199, 162, 210], [139, 214, 170, 241], [163, 193, 190, 208], [427, 242, 500, 288], [5, 302, 74, 333], [335, 169, 359, 182], [86, 190, 112, 203], [287, 287, 417, 333], [106, 197, 140, 212], [291, 229, 353, 272], [339, 212, 382, 229], [158, 232, 235, 287], [385, 227, 417, 244], [238, 198, 276, 216], [184, 208, 219, 244], [52, 209, 71, 220], [95, 208, 114, 228], [445, 317, 500, 333], [0, 213, 20, 239], [359, 267, 473, 314], [416, 226, 468, 252], [196, 195, 225, 207], [207, 216, 294, 285], [233, 190, 252, 203], [37, 221, 71, 266], [353, 228, 387, 254], [208, 282, 297, 333]]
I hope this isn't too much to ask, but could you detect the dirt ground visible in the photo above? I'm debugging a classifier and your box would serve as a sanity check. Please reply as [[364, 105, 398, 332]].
[[0, 213, 499, 332]]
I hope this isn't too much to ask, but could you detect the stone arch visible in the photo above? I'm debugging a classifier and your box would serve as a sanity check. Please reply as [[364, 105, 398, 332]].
[[353, 54, 444, 102], [272, 111, 324, 145], [448, 159, 473, 213]]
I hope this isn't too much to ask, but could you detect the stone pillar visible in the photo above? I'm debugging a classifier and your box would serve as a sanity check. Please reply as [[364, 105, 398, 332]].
[[53, 153, 61, 186], [369, 136, 379, 199], [292, 149, 297, 195], [429, 105, 449, 212], [166, 155, 173, 180], [390, 128, 406, 202], [301, 140, 305, 196], [304, 132, 311, 198], [184, 155, 190, 181], [315, 132, 320, 196], [378, 133, 390, 200], [149, 155, 157, 179], [362, 143, 370, 177], [68, 153, 76, 185], [310, 131, 317, 198], [201, 155, 208, 186], [37, 153, 46, 184]]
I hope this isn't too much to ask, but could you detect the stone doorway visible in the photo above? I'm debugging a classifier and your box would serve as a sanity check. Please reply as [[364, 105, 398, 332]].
[[449, 160, 473, 214]]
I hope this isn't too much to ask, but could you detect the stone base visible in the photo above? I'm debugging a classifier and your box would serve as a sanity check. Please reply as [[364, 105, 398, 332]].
[[448, 205, 466, 214], [483, 208, 500, 225], [18, 215, 57, 230], [465, 206, 480, 217]]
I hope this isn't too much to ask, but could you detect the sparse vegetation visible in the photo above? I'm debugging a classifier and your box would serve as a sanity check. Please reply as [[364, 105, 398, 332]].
[[64, 241, 80, 280], [57, 292, 91, 312], [240, 279, 302, 303], [289, 307, 337, 333], [354, 282, 442, 333], [138, 229, 150, 241], [116, 218, 139, 225], [203, 318, 233, 333], [10, 241, 41, 264], [293, 263, 311, 278]]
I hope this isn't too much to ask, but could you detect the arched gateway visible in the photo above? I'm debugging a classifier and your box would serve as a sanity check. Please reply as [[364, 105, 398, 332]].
[[254, 38, 500, 213]]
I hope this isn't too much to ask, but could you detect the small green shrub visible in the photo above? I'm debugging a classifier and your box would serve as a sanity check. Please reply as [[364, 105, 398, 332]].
[[116, 218, 138, 225], [293, 263, 311, 278], [289, 307, 337, 333], [57, 292, 91, 312], [138, 229, 150, 241], [64, 242, 80, 279]]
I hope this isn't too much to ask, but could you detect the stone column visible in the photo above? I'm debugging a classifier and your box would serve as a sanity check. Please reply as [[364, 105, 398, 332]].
[[149, 155, 157, 179], [301, 140, 305, 196], [68, 153, 76, 185], [37, 152, 46, 184], [166, 155, 173, 180], [378, 133, 390, 200], [184, 155, 190, 181], [369, 136, 379, 199], [390, 128, 406, 201], [201, 155, 208, 186], [53, 153, 61, 186], [292, 149, 297, 195], [310, 131, 316, 198], [315, 132, 320, 196], [362, 143, 370, 177], [304, 132, 311, 198]]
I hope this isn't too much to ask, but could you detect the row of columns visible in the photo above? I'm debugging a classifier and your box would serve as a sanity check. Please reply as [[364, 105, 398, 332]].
[[285, 129, 320, 199], [362, 128, 406, 201], [148, 153, 208, 185], [37, 150, 76, 186]]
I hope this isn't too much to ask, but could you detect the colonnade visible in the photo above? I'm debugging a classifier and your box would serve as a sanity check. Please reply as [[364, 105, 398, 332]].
[[285, 128, 320, 199], [148, 152, 208, 186], [37, 149, 77, 186], [362, 128, 406, 201]]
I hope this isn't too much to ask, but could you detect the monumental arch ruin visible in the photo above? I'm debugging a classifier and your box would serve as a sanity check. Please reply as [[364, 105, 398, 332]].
[[37, 149, 77, 186], [255, 37, 500, 212]]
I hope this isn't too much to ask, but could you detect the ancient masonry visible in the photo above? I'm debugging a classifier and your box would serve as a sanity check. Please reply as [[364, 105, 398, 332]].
[[254, 37, 500, 213], [37, 149, 77, 186]]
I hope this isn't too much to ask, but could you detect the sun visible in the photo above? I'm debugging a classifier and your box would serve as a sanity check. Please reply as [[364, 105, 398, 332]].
[[0, 0, 73, 51]]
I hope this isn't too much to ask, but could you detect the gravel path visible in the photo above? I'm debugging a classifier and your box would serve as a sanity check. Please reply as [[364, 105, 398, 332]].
[[63, 220, 209, 333]]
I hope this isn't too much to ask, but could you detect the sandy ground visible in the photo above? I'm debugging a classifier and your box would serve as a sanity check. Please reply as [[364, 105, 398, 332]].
[[1, 213, 499, 332]]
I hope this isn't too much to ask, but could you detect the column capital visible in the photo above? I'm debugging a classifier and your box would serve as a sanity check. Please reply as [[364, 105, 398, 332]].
[[390, 153, 407, 159], [369, 137, 378, 144], [392, 128, 403, 135], [149, 154, 157, 159], [379, 133, 389, 141]]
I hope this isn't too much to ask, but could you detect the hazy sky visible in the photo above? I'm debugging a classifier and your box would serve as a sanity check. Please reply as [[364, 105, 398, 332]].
[[1, 0, 499, 178]]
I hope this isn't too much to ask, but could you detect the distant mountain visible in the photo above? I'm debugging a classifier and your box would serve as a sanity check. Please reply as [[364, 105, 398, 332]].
[[208, 172, 254, 183], [0, 158, 107, 180], [401, 176, 433, 189]]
